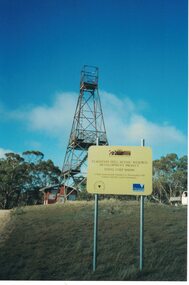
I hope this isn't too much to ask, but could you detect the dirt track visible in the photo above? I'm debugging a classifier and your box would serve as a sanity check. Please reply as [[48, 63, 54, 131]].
[[0, 210, 11, 236]]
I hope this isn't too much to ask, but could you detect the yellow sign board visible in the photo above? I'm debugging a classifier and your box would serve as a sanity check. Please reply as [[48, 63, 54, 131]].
[[87, 146, 152, 196]]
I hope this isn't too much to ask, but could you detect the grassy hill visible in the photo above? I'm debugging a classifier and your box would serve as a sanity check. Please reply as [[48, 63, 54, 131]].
[[0, 200, 187, 281]]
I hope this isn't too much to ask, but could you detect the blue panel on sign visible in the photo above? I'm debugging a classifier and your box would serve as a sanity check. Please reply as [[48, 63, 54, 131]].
[[133, 184, 144, 192]]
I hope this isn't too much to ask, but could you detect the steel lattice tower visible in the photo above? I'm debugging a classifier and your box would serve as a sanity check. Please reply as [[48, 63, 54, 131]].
[[62, 65, 108, 194]]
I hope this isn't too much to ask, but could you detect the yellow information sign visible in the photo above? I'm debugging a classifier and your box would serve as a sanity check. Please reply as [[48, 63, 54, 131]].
[[87, 146, 152, 196]]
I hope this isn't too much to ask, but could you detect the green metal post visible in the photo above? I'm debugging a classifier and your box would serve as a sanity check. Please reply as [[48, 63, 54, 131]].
[[140, 138, 145, 271], [140, 195, 144, 271], [93, 193, 98, 271], [93, 137, 99, 271]]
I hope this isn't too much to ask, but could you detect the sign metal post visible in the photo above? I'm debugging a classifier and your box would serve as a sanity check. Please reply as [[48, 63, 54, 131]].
[[93, 138, 99, 272], [93, 193, 98, 271], [140, 138, 145, 271], [87, 141, 152, 272]]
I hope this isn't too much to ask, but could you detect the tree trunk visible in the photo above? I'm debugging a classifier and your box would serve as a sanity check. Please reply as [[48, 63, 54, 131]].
[[4, 193, 10, 209]]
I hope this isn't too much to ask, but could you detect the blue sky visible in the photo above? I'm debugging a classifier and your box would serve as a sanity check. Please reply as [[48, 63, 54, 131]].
[[0, 0, 187, 167]]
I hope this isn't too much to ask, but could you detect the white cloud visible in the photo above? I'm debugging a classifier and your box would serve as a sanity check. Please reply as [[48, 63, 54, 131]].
[[100, 91, 187, 157], [126, 114, 186, 145], [3, 92, 77, 137], [0, 147, 13, 159], [27, 92, 77, 135], [2, 90, 187, 159]]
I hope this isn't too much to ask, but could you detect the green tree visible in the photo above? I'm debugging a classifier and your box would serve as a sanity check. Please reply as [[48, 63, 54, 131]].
[[152, 154, 187, 204], [21, 151, 61, 205], [0, 151, 62, 208], [0, 153, 30, 209]]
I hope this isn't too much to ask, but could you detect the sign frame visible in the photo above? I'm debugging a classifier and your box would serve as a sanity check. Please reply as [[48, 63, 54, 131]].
[[87, 145, 152, 196]]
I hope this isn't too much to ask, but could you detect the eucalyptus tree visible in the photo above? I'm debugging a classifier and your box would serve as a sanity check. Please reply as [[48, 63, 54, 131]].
[[0, 151, 62, 208], [0, 153, 30, 209], [152, 154, 187, 204]]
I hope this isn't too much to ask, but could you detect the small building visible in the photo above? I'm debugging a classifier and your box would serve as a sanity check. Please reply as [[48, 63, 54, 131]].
[[40, 184, 78, 205], [181, 191, 187, 206], [56, 185, 78, 203], [44, 190, 57, 204], [170, 191, 188, 206]]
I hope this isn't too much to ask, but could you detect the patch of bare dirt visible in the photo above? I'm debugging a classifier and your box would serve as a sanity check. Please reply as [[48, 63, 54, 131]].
[[0, 210, 11, 242]]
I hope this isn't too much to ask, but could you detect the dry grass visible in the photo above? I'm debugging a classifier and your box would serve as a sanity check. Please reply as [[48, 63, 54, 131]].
[[0, 200, 187, 281], [0, 210, 11, 243], [0, 210, 10, 231]]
